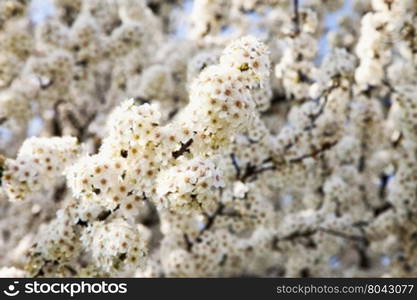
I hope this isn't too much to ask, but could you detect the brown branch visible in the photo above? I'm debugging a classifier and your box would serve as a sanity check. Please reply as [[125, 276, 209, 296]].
[[184, 234, 193, 252], [184, 203, 225, 252], [240, 162, 276, 182], [51, 100, 65, 136], [201, 202, 224, 233], [172, 139, 193, 159], [318, 227, 369, 246], [66, 110, 97, 141], [230, 153, 241, 178], [52, 183, 66, 203], [0, 155, 4, 186], [278, 224, 369, 246], [288, 141, 338, 163], [281, 229, 317, 241]]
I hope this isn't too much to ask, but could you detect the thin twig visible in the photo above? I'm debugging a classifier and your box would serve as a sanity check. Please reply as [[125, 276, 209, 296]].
[[293, 0, 300, 35]]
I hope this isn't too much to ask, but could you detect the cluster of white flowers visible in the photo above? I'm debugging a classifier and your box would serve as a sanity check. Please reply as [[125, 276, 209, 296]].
[[189, 0, 231, 39], [81, 218, 147, 274], [64, 35, 270, 219], [65, 101, 161, 215]]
